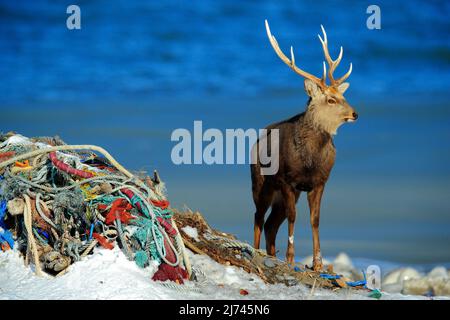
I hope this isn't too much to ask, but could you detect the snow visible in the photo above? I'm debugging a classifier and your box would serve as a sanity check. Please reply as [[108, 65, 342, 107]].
[[181, 226, 200, 242], [1, 248, 446, 300]]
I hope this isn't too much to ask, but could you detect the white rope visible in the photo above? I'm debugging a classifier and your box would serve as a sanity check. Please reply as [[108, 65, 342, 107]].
[[23, 194, 43, 276], [35, 193, 60, 231], [171, 219, 192, 279], [0, 144, 136, 180], [1, 140, 184, 271]]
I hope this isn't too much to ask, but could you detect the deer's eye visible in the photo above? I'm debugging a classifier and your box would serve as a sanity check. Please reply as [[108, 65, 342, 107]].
[[327, 98, 336, 105]]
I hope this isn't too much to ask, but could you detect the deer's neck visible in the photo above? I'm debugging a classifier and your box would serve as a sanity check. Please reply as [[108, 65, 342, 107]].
[[302, 107, 333, 137], [294, 112, 333, 151], [294, 109, 335, 169], [303, 101, 339, 136]]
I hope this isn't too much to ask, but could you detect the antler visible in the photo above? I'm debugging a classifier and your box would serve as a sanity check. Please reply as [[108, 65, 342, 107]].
[[265, 20, 326, 89], [318, 25, 352, 86]]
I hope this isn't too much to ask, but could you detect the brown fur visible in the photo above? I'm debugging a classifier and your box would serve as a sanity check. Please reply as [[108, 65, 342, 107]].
[[251, 79, 357, 270]]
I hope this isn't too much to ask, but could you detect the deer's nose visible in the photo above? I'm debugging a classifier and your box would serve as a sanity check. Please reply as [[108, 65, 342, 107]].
[[352, 112, 358, 120]]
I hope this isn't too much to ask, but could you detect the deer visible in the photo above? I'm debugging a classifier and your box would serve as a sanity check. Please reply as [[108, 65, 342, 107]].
[[251, 20, 358, 271]]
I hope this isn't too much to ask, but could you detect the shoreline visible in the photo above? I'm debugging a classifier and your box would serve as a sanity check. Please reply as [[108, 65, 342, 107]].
[[1, 248, 448, 300]]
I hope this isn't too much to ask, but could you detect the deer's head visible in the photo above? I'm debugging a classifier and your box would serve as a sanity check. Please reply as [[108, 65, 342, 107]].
[[265, 21, 358, 135]]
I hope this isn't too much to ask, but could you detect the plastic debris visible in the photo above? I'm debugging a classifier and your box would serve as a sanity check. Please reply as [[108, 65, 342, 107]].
[[0, 133, 190, 282], [239, 289, 249, 295], [368, 289, 382, 299]]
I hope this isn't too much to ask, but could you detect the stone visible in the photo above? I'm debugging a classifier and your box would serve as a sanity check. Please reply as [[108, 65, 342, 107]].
[[427, 266, 448, 279], [382, 267, 421, 287]]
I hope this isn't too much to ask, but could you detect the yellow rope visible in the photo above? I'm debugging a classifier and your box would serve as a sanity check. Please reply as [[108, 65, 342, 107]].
[[1, 141, 191, 275]]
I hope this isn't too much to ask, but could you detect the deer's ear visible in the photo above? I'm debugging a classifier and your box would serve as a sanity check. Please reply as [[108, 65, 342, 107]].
[[304, 79, 323, 98], [337, 82, 350, 94]]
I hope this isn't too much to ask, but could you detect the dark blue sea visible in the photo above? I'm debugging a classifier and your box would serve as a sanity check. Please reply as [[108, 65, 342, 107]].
[[1, 0, 450, 267]]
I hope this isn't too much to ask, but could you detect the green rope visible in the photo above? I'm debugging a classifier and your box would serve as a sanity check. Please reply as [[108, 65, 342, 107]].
[[134, 250, 148, 268], [131, 216, 166, 265], [87, 191, 173, 267]]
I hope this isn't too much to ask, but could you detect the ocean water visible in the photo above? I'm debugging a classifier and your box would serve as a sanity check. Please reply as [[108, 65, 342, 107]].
[[1, 1, 450, 265]]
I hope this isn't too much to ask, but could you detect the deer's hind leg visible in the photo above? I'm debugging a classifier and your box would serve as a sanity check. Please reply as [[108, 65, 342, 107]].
[[264, 192, 286, 256], [253, 181, 274, 250]]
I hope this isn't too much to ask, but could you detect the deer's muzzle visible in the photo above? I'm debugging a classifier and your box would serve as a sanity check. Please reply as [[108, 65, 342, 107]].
[[345, 112, 358, 122]]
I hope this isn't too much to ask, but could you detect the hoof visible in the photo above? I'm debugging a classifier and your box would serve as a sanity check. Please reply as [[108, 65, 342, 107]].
[[286, 255, 295, 265], [313, 262, 323, 272]]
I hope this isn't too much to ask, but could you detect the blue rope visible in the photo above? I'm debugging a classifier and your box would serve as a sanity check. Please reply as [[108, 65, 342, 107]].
[[319, 270, 367, 287], [346, 270, 367, 287], [0, 200, 7, 229], [1, 201, 14, 249], [89, 223, 95, 240]]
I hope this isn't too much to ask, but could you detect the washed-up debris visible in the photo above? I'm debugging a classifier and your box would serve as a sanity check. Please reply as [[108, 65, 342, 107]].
[[368, 289, 382, 299], [0, 132, 190, 283], [239, 289, 249, 295], [173, 209, 368, 291]]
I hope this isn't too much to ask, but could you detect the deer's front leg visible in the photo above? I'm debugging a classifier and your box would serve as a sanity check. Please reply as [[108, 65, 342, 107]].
[[282, 184, 297, 265], [307, 185, 325, 272]]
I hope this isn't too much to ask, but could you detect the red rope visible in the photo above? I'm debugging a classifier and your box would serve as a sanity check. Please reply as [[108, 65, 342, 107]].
[[92, 232, 114, 250], [121, 188, 177, 236], [0, 151, 16, 163], [49, 152, 94, 179], [104, 198, 134, 225], [151, 199, 170, 209]]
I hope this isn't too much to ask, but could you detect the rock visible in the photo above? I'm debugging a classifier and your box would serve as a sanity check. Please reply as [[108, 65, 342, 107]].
[[385, 267, 450, 296], [427, 266, 448, 279], [431, 278, 450, 296], [403, 278, 430, 296], [403, 277, 450, 296], [301, 255, 331, 268], [332, 252, 356, 279], [334, 252, 353, 269], [382, 267, 421, 287]]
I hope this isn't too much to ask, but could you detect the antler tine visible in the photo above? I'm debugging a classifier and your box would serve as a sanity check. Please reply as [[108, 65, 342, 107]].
[[265, 20, 325, 88], [318, 25, 352, 86], [322, 61, 327, 81], [335, 62, 352, 85]]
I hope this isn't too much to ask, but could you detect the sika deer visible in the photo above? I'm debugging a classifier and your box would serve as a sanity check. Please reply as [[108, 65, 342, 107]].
[[251, 21, 357, 271]]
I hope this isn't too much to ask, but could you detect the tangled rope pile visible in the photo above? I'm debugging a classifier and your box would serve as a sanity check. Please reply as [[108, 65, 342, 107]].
[[0, 133, 190, 283]]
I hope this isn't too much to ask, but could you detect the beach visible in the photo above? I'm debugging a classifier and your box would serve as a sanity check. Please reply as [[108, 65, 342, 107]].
[[1, 0, 450, 301]]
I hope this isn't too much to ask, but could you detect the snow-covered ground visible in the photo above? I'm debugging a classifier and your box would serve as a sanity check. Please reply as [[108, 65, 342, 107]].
[[0, 247, 444, 300]]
